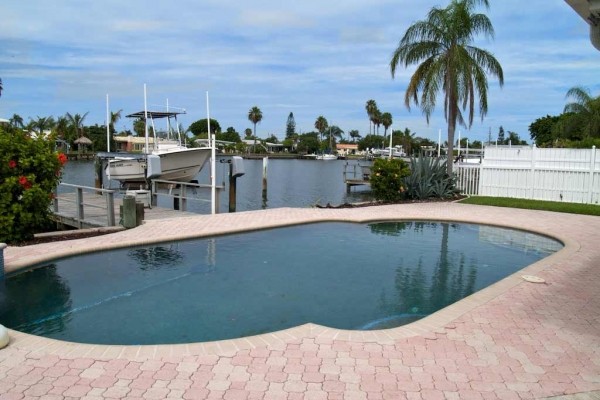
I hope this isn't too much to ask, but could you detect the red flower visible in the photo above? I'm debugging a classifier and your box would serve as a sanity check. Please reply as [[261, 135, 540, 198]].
[[8, 160, 17, 169], [19, 176, 32, 190], [57, 153, 68, 165]]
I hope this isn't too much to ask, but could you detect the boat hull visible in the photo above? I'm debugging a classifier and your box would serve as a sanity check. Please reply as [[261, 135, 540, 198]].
[[106, 148, 211, 184]]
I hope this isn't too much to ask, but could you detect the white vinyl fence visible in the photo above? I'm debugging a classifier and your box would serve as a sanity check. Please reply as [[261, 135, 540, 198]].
[[455, 146, 600, 204]]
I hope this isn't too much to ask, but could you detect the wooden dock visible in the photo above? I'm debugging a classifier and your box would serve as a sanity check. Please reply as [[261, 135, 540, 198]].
[[52, 183, 212, 229]]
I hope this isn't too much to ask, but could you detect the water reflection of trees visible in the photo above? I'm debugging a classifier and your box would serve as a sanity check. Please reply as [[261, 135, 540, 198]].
[[0, 265, 72, 335], [372, 223, 478, 327], [128, 245, 184, 270]]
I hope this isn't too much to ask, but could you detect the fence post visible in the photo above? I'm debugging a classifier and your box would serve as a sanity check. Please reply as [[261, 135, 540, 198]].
[[589, 146, 597, 204], [529, 144, 537, 200]]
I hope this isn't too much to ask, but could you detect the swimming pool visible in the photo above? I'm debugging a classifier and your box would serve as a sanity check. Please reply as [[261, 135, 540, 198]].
[[0, 221, 562, 345]]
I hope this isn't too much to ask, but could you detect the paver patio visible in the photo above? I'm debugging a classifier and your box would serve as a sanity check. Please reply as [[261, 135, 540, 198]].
[[1, 203, 599, 399]]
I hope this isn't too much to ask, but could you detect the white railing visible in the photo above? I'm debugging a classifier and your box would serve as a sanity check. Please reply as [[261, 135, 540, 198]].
[[454, 146, 600, 204]]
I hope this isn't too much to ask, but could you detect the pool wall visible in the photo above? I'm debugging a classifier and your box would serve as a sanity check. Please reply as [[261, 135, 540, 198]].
[[1, 202, 581, 356]]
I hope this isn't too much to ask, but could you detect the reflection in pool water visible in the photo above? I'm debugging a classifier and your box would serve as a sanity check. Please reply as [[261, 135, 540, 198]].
[[0, 222, 562, 345]]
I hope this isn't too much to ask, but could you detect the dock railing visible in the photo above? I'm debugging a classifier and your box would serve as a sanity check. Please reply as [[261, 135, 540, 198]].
[[53, 183, 117, 228], [151, 179, 225, 213]]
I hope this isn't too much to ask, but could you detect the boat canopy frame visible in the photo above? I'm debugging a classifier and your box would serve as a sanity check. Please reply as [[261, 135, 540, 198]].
[[126, 110, 187, 152]]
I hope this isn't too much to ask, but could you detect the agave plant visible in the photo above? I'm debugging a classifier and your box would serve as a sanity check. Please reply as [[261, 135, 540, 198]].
[[403, 157, 458, 200]]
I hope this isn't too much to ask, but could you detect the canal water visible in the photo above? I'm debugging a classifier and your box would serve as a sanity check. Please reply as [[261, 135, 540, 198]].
[[61, 157, 374, 213]]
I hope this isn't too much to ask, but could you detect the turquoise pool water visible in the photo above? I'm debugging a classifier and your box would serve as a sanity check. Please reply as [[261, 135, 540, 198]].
[[0, 222, 562, 345]]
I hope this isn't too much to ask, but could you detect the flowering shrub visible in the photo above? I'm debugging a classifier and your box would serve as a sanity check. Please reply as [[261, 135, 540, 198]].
[[0, 126, 66, 243], [369, 158, 411, 202]]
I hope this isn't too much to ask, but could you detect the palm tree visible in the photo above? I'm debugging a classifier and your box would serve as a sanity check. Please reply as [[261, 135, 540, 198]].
[[9, 114, 24, 129], [563, 86, 600, 138], [349, 129, 361, 143], [110, 109, 123, 134], [28, 116, 56, 137], [397, 128, 416, 156], [248, 106, 263, 152], [314, 116, 329, 143], [381, 112, 393, 139], [66, 112, 89, 138], [390, 0, 503, 174], [371, 109, 382, 135], [365, 100, 378, 135]]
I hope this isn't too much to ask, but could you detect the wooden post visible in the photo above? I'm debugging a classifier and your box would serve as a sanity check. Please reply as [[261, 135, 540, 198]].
[[94, 158, 103, 191], [76, 187, 84, 228], [106, 191, 115, 226], [122, 195, 137, 228], [229, 163, 237, 213], [262, 157, 268, 201]]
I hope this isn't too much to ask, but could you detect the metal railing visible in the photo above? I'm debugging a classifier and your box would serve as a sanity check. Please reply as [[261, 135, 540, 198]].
[[53, 183, 117, 227], [150, 179, 225, 213]]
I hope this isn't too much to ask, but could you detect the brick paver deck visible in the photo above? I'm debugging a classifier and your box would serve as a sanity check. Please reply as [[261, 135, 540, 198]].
[[1, 203, 599, 399]]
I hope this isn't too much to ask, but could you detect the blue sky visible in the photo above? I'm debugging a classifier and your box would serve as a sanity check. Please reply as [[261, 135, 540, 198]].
[[0, 0, 598, 143]]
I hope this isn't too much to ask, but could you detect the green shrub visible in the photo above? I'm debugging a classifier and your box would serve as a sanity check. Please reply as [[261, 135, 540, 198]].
[[0, 127, 66, 243], [403, 157, 458, 200], [369, 158, 411, 202]]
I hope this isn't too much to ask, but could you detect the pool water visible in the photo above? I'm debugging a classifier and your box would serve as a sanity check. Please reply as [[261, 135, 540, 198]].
[[0, 222, 562, 345]]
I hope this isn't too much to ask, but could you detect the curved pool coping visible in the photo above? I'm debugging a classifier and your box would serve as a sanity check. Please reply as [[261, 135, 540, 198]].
[[1, 202, 588, 360]]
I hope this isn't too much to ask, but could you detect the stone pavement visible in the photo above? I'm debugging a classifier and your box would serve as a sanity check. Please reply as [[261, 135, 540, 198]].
[[1, 203, 600, 399]]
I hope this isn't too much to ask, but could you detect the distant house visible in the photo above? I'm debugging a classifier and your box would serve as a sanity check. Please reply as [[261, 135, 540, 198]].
[[336, 143, 361, 157]]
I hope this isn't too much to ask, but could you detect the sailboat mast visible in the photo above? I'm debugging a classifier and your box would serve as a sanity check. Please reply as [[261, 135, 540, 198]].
[[144, 84, 149, 154]]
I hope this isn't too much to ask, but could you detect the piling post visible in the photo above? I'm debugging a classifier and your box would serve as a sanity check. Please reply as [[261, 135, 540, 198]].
[[122, 195, 137, 228], [229, 163, 237, 213], [262, 157, 268, 201], [94, 158, 103, 192]]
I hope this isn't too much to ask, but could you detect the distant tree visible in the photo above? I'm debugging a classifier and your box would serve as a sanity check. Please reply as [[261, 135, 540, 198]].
[[266, 134, 279, 143], [563, 86, 600, 138], [248, 106, 263, 152], [314, 116, 328, 142], [349, 129, 361, 142], [133, 118, 145, 137], [66, 112, 89, 138], [327, 125, 344, 150], [286, 112, 296, 139], [28, 116, 56, 136], [529, 115, 559, 146], [219, 127, 241, 143], [497, 126, 505, 144], [54, 116, 70, 141], [365, 100, 378, 135], [296, 132, 320, 154], [9, 114, 24, 129], [381, 112, 393, 139], [110, 109, 123, 134], [507, 131, 527, 145], [393, 128, 416, 155], [189, 118, 221, 136], [358, 134, 385, 151], [390, 0, 504, 175], [372, 109, 382, 135], [244, 128, 253, 139]]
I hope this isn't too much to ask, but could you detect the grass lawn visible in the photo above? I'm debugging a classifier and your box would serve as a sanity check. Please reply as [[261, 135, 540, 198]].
[[458, 196, 600, 216]]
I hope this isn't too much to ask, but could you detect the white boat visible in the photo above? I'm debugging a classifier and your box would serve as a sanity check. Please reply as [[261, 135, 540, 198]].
[[316, 154, 337, 160], [372, 145, 406, 158], [106, 109, 211, 185]]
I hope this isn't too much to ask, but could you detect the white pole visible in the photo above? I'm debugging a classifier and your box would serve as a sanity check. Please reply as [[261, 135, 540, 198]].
[[106, 94, 110, 152], [207, 92, 216, 215], [388, 124, 393, 160], [466, 139, 469, 157], [144, 84, 149, 154], [437, 129, 441, 157], [166, 98, 170, 139], [457, 130, 461, 158]]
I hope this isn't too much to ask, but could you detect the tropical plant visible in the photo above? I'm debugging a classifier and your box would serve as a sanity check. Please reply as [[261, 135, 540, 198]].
[[390, 0, 504, 175], [314, 116, 328, 142], [403, 157, 458, 200], [365, 100, 378, 135], [0, 125, 67, 243], [394, 128, 416, 156], [372, 109, 382, 135], [9, 114, 24, 129], [248, 106, 263, 152], [349, 129, 361, 142], [189, 118, 221, 137], [562, 86, 600, 139], [27, 116, 56, 137], [369, 158, 411, 202], [381, 112, 393, 139], [66, 112, 89, 138], [110, 109, 123, 134]]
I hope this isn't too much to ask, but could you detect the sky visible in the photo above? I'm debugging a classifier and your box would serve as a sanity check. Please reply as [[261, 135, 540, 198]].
[[0, 0, 599, 144]]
